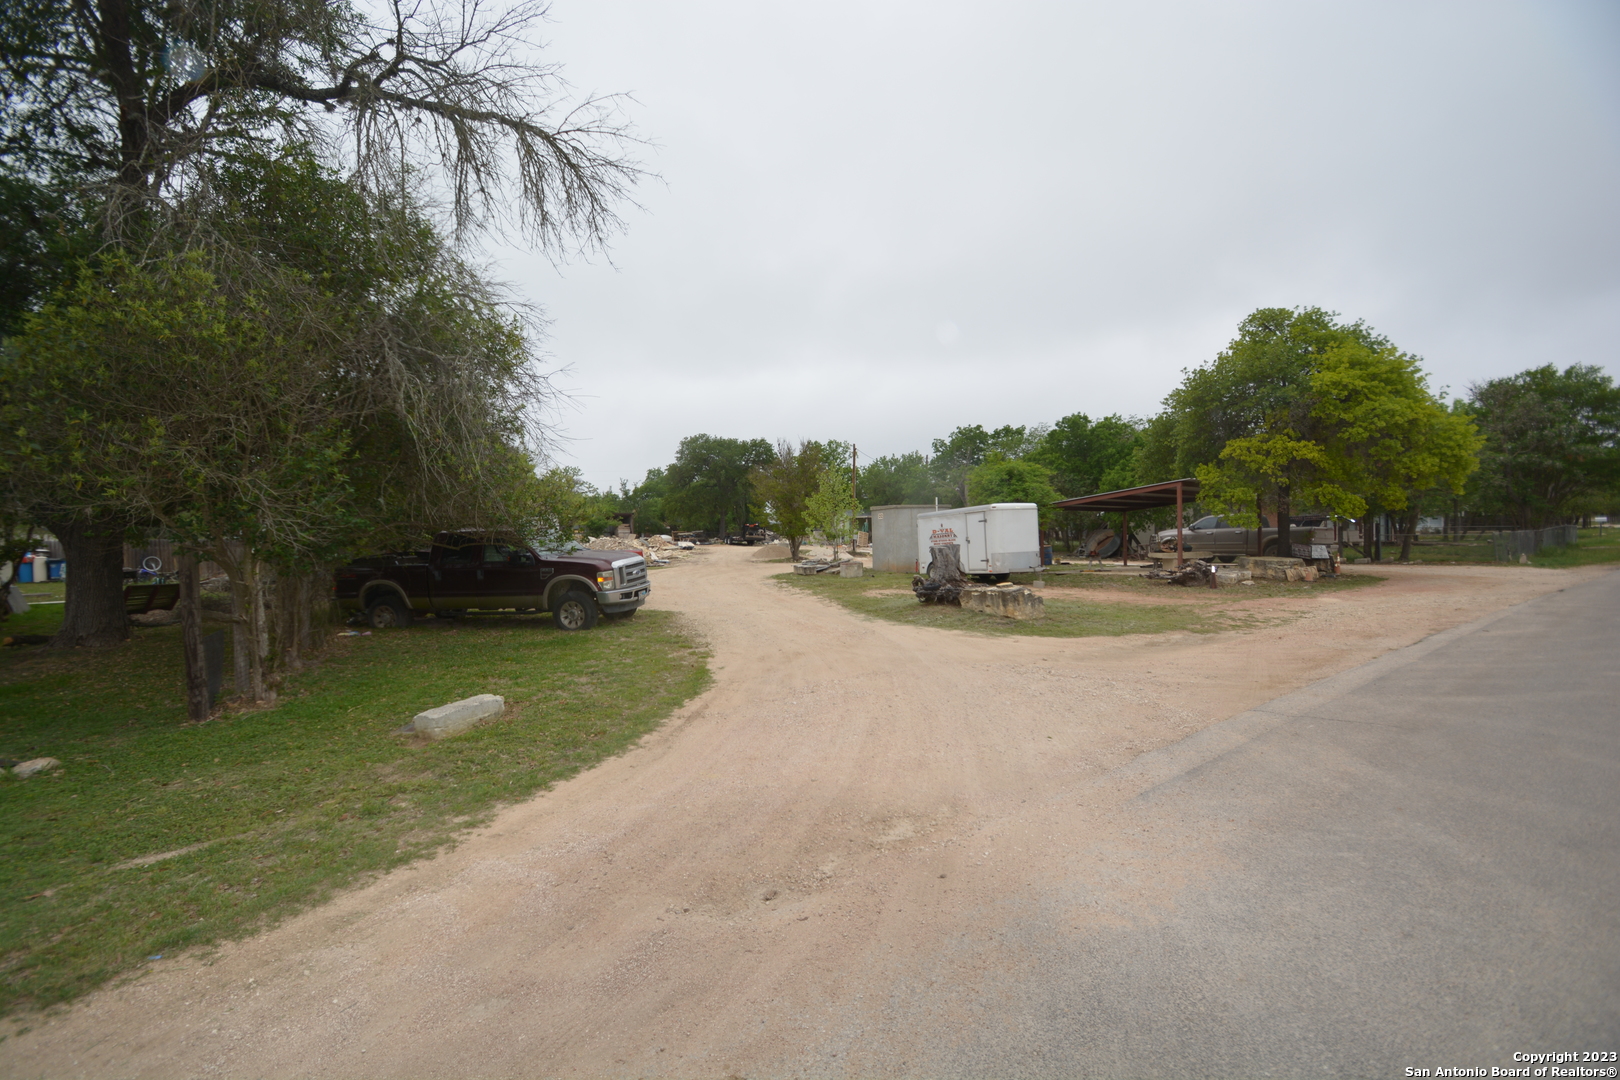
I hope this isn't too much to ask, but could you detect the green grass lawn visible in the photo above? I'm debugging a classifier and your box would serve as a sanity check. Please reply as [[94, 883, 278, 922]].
[[0, 604, 709, 1017], [1357, 527, 1620, 568], [775, 568, 1338, 638]]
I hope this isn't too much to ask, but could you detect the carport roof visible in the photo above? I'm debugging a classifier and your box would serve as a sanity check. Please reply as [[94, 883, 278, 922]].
[[1051, 478, 1200, 513]]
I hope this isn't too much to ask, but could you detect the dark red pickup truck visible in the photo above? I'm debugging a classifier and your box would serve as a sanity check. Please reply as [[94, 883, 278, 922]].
[[334, 533, 651, 631]]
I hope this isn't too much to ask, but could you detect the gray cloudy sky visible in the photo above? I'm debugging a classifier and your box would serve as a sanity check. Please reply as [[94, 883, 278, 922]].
[[488, 1, 1620, 491]]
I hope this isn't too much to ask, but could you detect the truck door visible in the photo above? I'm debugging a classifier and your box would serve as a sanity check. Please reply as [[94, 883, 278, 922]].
[[966, 512, 989, 572], [480, 542, 551, 607], [431, 540, 484, 609], [1209, 517, 1245, 553]]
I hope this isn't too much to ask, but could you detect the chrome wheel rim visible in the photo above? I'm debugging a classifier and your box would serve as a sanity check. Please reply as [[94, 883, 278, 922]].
[[557, 600, 587, 630]]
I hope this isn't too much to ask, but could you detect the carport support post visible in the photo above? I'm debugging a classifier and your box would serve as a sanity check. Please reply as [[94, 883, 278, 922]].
[[1175, 482, 1185, 568], [1121, 510, 1129, 567]]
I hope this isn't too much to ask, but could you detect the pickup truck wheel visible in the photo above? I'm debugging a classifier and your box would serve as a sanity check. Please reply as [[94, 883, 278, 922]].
[[366, 595, 412, 629], [1217, 555, 1236, 564], [553, 589, 598, 631], [1261, 540, 1277, 556]]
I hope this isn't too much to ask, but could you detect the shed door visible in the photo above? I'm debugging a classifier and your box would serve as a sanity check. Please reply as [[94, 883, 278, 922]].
[[966, 512, 989, 571]]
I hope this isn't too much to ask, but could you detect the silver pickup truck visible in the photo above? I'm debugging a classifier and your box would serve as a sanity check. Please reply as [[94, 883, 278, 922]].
[[1154, 515, 1338, 560]]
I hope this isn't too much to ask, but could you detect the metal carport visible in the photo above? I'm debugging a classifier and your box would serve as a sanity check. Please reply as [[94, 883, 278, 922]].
[[1051, 478, 1200, 567]]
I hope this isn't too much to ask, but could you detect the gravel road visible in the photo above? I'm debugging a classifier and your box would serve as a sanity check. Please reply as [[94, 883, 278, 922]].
[[1, 548, 1604, 1078]]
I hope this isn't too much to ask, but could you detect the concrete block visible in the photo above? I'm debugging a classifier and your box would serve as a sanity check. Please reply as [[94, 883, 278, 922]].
[[960, 584, 1045, 620], [410, 694, 504, 740], [839, 561, 864, 578], [1214, 569, 1252, 585]]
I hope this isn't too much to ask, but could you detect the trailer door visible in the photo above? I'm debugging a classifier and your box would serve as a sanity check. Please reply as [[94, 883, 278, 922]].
[[965, 512, 989, 572]]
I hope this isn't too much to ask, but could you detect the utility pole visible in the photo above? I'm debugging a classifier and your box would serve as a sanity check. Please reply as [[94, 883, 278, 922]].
[[851, 444, 860, 552]]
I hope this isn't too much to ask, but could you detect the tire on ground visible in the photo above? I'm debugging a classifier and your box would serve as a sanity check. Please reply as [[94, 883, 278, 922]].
[[552, 587, 599, 631], [366, 594, 412, 629]]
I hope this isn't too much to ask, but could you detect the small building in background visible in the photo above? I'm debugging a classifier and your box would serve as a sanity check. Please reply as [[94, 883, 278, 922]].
[[869, 504, 946, 573]]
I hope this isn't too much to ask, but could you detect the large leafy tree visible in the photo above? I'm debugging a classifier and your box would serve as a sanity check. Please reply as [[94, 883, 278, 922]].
[[1148, 307, 1394, 552], [965, 458, 1062, 525], [858, 451, 935, 508], [0, 0, 640, 650], [1465, 365, 1620, 528], [662, 434, 773, 537], [1158, 308, 1480, 557], [929, 424, 1038, 505], [1027, 413, 1140, 498], [5, 162, 555, 689], [751, 441, 827, 559]]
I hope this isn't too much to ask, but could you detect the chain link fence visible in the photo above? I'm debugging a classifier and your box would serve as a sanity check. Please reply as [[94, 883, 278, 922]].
[[1492, 525, 1578, 562]]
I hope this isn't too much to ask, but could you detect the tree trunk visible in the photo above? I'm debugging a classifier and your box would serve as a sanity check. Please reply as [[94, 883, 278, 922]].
[[1275, 483, 1293, 561], [1398, 507, 1420, 562], [221, 542, 271, 703], [46, 517, 129, 648], [177, 554, 210, 722], [788, 534, 802, 560], [274, 567, 323, 674]]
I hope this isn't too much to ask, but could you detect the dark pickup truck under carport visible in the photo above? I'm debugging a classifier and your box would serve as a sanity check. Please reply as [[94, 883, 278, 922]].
[[334, 533, 650, 631]]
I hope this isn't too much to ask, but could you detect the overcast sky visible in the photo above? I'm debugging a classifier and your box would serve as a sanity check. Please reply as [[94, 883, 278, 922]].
[[487, 1, 1620, 491]]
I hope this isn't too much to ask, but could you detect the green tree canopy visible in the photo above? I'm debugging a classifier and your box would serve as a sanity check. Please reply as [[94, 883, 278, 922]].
[[1465, 365, 1620, 527], [662, 434, 773, 536], [1027, 413, 1140, 498], [929, 424, 1039, 504], [858, 451, 935, 508], [966, 458, 1062, 524], [1150, 307, 1480, 548], [751, 441, 827, 559]]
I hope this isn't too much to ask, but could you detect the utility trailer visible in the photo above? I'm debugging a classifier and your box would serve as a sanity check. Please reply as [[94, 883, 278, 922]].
[[916, 503, 1041, 581]]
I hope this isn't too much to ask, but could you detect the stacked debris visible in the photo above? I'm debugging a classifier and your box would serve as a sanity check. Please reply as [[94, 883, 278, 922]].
[[582, 534, 699, 566], [1168, 559, 1219, 588]]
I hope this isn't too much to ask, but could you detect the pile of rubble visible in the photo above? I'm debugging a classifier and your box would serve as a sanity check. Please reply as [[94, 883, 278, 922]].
[[582, 534, 698, 566]]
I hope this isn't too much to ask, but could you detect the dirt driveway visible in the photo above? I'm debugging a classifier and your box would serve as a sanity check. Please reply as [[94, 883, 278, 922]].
[[1, 549, 1598, 1077]]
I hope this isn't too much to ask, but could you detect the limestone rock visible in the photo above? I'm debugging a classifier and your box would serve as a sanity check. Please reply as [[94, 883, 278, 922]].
[[409, 694, 504, 740], [12, 757, 61, 779], [960, 584, 1045, 620], [1234, 555, 1307, 581]]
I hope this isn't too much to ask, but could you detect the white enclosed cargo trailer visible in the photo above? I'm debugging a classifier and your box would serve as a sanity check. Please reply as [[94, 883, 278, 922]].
[[916, 503, 1041, 578]]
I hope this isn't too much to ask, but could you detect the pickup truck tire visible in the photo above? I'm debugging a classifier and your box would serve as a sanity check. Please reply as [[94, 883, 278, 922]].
[[553, 588, 598, 632], [1217, 555, 1237, 563], [366, 595, 412, 629], [1261, 540, 1278, 556]]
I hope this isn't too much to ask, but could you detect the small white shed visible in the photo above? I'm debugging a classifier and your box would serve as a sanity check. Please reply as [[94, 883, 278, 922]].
[[916, 503, 1040, 577]]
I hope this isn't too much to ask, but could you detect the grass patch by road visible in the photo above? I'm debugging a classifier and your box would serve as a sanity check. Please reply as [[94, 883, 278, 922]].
[[776, 569, 1284, 637], [1346, 527, 1620, 568], [0, 607, 709, 1017], [1527, 527, 1620, 568]]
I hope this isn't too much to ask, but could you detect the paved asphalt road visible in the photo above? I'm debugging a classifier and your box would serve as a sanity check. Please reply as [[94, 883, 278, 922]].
[[870, 569, 1620, 1079]]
